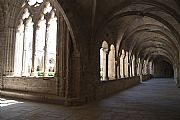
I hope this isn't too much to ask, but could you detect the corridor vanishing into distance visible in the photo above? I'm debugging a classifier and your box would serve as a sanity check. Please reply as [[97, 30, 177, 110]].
[[1, 78, 180, 120]]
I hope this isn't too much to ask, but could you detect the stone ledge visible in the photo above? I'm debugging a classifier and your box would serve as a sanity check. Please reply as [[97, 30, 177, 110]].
[[0, 90, 65, 105], [96, 75, 152, 100]]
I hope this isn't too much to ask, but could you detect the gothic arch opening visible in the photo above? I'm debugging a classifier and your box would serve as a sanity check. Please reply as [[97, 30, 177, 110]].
[[1, 0, 81, 103], [14, 1, 57, 77], [100, 41, 108, 80], [124, 51, 129, 78], [108, 44, 115, 80], [120, 49, 125, 78]]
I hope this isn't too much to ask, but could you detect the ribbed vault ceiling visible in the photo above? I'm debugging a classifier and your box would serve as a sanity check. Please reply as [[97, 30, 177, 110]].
[[1, 0, 180, 67], [97, 0, 180, 66]]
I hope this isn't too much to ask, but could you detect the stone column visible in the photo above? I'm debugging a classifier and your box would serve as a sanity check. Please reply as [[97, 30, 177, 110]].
[[57, 16, 66, 97], [143, 60, 147, 75], [108, 50, 112, 79], [115, 60, 118, 79], [105, 50, 109, 80], [177, 61, 180, 87], [0, 4, 7, 89], [134, 57, 137, 76], [132, 55, 135, 76], [0, 61, 3, 89], [44, 21, 49, 77], [147, 61, 151, 75], [137, 58, 142, 83], [66, 50, 81, 99], [174, 65, 178, 86], [139, 61, 143, 83], [117, 57, 120, 79], [177, 52, 180, 87], [149, 61, 153, 75], [137, 58, 140, 75], [129, 60, 132, 77]]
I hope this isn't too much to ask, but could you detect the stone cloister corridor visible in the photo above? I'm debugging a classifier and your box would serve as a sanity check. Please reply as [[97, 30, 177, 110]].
[[0, 0, 180, 119], [1, 78, 180, 120]]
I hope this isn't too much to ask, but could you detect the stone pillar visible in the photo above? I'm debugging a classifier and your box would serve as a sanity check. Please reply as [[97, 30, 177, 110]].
[[147, 61, 151, 75], [132, 55, 135, 76], [66, 51, 81, 98], [137, 58, 142, 83], [117, 58, 120, 79], [174, 63, 177, 80], [108, 50, 112, 79], [144, 60, 147, 75], [149, 61, 153, 75], [134, 57, 137, 76], [44, 22, 49, 77], [0, 61, 3, 89], [177, 52, 180, 87], [137, 58, 140, 75], [0, 3, 7, 89], [177, 61, 180, 87], [57, 17, 67, 97], [105, 50, 109, 80], [115, 60, 118, 79], [143, 60, 145, 75], [139, 61, 143, 83], [129, 60, 132, 77]]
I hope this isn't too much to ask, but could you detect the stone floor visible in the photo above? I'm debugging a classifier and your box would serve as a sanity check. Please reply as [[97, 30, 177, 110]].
[[1, 78, 180, 120]]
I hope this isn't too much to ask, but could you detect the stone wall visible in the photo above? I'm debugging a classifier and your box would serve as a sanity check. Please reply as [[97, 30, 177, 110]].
[[3, 77, 58, 95], [142, 75, 152, 81], [96, 75, 151, 100], [1, 75, 152, 105]]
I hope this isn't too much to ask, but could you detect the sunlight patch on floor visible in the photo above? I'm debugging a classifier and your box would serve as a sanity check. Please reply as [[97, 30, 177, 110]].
[[0, 98, 23, 107]]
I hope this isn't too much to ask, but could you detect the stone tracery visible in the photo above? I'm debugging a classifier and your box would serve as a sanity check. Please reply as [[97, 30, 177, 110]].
[[14, 1, 57, 77]]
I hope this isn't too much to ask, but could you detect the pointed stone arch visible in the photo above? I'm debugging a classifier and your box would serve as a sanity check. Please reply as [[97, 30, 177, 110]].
[[100, 41, 109, 80], [108, 44, 116, 80]]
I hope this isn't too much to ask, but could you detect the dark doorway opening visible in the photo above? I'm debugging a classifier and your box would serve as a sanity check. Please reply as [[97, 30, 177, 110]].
[[154, 61, 174, 78]]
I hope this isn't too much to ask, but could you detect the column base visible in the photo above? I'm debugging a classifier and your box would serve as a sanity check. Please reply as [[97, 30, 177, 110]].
[[139, 75, 143, 83]]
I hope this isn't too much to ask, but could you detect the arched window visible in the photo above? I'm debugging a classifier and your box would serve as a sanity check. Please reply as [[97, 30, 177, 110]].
[[120, 49, 125, 78], [108, 45, 115, 80], [100, 41, 108, 80], [45, 11, 57, 77], [34, 14, 46, 77], [14, 1, 57, 77], [124, 51, 129, 77], [14, 20, 25, 76], [14, 9, 33, 77]]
